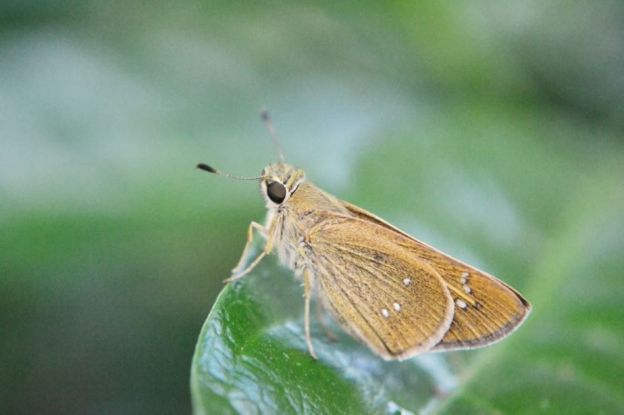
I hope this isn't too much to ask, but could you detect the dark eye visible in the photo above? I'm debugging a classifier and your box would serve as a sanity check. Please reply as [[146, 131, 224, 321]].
[[267, 181, 287, 204]]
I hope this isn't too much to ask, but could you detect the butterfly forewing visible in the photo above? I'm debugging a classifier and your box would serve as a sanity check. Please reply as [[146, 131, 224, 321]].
[[341, 201, 531, 351], [308, 216, 454, 360], [429, 267, 529, 350]]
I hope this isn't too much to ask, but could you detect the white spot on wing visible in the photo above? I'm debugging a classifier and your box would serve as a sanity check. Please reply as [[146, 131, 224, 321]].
[[393, 302, 401, 312], [456, 299, 467, 309], [381, 308, 390, 318], [460, 271, 472, 294], [403, 278, 412, 286]]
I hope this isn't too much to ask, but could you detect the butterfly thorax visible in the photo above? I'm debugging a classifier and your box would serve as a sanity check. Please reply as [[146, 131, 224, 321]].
[[266, 179, 351, 276]]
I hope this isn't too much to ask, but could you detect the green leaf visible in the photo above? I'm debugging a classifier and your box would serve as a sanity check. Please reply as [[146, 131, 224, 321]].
[[190, 264, 460, 415]]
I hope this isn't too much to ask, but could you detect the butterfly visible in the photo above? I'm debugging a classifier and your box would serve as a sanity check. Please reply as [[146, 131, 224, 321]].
[[198, 111, 530, 360]]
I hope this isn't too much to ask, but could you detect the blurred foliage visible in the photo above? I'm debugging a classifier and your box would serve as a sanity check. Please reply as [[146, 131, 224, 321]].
[[1, 1, 624, 414]]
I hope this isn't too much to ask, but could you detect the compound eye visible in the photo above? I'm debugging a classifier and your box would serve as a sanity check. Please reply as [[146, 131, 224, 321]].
[[266, 181, 287, 204]]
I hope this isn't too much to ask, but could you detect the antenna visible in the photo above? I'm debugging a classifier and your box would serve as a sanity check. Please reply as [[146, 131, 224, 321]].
[[260, 108, 285, 162], [196, 163, 265, 181]]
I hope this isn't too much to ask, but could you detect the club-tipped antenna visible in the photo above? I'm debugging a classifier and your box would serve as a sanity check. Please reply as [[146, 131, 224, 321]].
[[196, 163, 265, 181], [260, 109, 285, 162]]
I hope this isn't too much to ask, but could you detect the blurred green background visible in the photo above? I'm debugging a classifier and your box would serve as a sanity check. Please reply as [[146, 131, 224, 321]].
[[2, 1, 624, 414]]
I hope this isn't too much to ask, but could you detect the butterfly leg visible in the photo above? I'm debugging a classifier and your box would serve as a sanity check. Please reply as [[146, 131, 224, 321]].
[[303, 269, 318, 359], [231, 221, 267, 274], [224, 221, 273, 283]]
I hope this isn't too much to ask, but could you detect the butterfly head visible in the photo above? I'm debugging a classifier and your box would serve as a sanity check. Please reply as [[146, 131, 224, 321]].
[[260, 162, 306, 207]]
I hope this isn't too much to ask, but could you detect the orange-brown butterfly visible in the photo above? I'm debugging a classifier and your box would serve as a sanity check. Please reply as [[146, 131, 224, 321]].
[[198, 111, 530, 360]]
